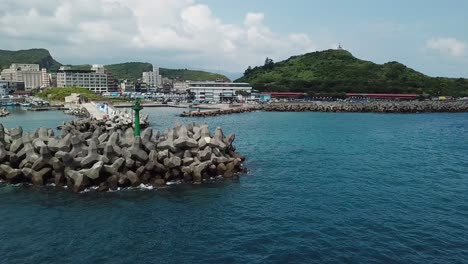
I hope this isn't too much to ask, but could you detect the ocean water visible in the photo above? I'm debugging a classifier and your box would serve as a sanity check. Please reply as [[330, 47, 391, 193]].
[[0, 108, 467, 264]]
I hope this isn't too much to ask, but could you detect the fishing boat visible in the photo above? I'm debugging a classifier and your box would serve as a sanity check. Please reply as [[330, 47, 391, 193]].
[[2, 100, 15, 106], [20, 102, 32, 107]]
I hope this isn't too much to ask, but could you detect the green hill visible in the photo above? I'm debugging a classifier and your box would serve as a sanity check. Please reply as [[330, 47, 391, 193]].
[[0, 48, 61, 71], [0, 49, 228, 82], [236, 49, 468, 97], [64, 63, 228, 82], [160, 68, 228, 82]]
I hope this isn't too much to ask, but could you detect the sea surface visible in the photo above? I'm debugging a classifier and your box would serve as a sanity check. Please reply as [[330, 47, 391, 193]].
[[0, 107, 467, 264]]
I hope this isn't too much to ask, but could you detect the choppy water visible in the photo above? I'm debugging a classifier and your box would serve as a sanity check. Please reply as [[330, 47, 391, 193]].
[[0, 107, 467, 263]]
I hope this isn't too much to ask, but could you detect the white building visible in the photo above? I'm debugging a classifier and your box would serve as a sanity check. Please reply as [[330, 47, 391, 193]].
[[188, 81, 252, 102], [142, 66, 162, 89], [41, 68, 50, 88], [173, 81, 189, 93], [57, 65, 109, 93], [0, 63, 43, 90], [120, 80, 135, 92], [0, 80, 9, 96]]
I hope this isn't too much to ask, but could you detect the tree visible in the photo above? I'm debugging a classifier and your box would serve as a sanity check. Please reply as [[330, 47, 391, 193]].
[[244, 66, 253, 76], [264, 57, 274, 70]]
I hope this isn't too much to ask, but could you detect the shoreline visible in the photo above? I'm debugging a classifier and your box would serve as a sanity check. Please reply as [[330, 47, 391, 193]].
[[180, 100, 468, 117]]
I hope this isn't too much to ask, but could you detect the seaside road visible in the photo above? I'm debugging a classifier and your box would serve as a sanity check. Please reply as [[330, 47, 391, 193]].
[[81, 103, 106, 120]]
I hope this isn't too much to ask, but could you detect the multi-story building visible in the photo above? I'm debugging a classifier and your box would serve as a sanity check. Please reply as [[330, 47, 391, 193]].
[[0, 63, 43, 90], [173, 81, 189, 93], [142, 66, 162, 89], [57, 65, 109, 93], [41, 68, 49, 88], [188, 81, 252, 103], [0, 80, 25, 96], [0, 80, 9, 96], [120, 80, 135, 92], [106, 71, 118, 92]]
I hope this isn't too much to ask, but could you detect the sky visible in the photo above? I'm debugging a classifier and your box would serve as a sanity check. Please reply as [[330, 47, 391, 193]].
[[0, 0, 467, 78]]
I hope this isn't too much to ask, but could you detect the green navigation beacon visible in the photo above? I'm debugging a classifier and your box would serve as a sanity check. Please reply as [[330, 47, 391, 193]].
[[132, 98, 143, 137]]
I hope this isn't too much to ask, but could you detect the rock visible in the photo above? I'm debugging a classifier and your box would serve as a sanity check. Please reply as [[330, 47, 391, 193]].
[[107, 175, 118, 191], [157, 149, 169, 161], [104, 157, 125, 175], [0, 164, 22, 181], [98, 182, 109, 192], [47, 133, 72, 152], [128, 137, 148, 162], [81, 141, 109, 168], [174, 125, 198, 149], [32, 146, 62, 171], [9, 127, 24, 153], [69, 135, 86, 157], [153, 178, 165, 187], [182, 157, 194, 166], [198, 146, 212, 161], [127, 170, 141, 187], [141, 128, 156, 152], [209, 127, 227, 150], [157, 129, 176, 152], [193, 161, 211, 184], [164, 156, 181, 168], [80, 161, 103, 180], [22, 167, 52, 186], [65, 170, 87, 193]]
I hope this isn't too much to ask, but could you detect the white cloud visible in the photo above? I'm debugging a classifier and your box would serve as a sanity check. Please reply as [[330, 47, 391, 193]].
[[426, 37, 466, 57], [0, 0, 316, 71]]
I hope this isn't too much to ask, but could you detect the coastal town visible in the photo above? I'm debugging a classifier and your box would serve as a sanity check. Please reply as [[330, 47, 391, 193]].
[[1, 61, 467, 117], [1, 1, 468, 263]]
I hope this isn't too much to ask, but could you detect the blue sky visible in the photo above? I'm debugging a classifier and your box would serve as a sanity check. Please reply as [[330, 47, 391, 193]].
[[200, 0, 468, 77], [0, 0, 467, 78]]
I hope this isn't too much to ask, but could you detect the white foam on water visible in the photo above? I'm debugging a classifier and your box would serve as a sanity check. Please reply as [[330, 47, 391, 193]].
[[166, 180, 182, 186], [138, 183, 154, 190]]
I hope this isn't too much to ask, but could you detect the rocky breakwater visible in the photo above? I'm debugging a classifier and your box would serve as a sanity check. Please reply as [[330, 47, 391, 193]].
[[58, 113, 149, 133], [181, 101, 468, 117], [181, 106, 261, 117], [0, 122, 245, 193], [0, 108, 10, 117], [262, 101, 468, 113]]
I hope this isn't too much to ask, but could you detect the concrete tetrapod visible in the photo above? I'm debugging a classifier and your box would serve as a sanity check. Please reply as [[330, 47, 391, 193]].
[[0, 121, 246, 192]]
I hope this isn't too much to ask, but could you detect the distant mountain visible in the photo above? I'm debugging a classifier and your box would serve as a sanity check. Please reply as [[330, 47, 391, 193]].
[[0, 49, 229, 82], [236, 49, 468, 97], [0, 48, 61, 71]]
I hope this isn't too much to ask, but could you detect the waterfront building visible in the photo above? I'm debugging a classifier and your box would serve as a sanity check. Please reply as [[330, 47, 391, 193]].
[[120, 80, 135, 92], [0, 80, 9, 96], [188, 81, 252, 103], [0, 80, 25, 96], [0, 63, 43, 90], [142, 66, 162, 89], [57, 65, 108, 93], [173, 81, 189, 93], [41, 68, 50, 88], [48, 73, 57, 87]]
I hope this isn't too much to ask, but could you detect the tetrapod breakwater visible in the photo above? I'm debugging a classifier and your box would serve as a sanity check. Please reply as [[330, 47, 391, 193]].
[[0, 119, 245, 193]]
